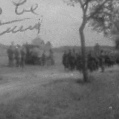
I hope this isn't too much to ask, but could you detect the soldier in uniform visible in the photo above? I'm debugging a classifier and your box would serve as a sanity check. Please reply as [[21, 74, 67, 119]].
[[87, 51, 99, 72], [62, 50, 68, 70], [41, 51, 46, 66], [15, 45, 21, 67], [99, 50, 105, 72], [20, 45, 26, 68], [75, 52, 82, 72], [71, 49, 76, 70], [7, 42, 15, 67], [67, 49, 72, 70], [49, 49, 54, 65], [7, 46, 11, 66]]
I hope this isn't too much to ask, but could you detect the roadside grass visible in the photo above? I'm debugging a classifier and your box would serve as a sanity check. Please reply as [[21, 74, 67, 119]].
[[0, 78, 90, 119], [0, 70, 119, 119]]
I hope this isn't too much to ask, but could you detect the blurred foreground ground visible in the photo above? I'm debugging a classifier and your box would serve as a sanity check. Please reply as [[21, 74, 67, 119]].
[[0, 64, 119, 119]]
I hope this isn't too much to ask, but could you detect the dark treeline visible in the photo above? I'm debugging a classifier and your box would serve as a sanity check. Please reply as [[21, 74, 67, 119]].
[[53, 46, 114, 53]]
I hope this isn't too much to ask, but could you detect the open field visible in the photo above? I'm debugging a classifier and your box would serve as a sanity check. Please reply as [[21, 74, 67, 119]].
[[0, 49, 119, 119]]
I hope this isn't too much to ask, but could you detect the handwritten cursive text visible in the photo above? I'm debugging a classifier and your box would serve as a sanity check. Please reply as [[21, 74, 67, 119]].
[[0, 0, 42, 36], [12, 0, 38, 15], [0, 22, 41, 36], [0, 18, 31, 26]]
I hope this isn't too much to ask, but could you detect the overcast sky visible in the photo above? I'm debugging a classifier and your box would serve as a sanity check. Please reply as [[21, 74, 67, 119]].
[[0, 0, 114, 47]]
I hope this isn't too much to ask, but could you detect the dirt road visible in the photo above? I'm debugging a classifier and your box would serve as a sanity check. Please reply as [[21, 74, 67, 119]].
[[0, 67, 80, 103], [0, 65, 117, 102]]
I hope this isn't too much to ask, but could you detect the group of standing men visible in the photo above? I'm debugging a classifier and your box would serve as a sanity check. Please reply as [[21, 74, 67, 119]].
[[62, 49, 115, 73], [7, 42, 26, 68], [62, 49, 78, 71]]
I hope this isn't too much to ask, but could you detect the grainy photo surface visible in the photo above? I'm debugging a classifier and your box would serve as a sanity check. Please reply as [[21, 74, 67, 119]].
[[0, 0, 119, 119]]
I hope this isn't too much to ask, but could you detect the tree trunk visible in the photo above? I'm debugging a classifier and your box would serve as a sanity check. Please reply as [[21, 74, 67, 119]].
[[79, 25, 88, 82]]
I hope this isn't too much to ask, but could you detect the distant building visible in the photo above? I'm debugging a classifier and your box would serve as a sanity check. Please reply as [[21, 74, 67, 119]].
[[32, 37, 52, 50], [32, 37, 45, 49], [31, 36, 53, 56]]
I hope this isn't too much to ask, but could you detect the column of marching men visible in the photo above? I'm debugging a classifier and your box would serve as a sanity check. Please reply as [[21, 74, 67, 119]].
[[6, 42, 119, 70], [62, 49, 119, 72]]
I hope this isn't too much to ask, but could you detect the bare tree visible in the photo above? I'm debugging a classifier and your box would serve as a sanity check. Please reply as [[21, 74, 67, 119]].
[[63, 0, 118, 82]]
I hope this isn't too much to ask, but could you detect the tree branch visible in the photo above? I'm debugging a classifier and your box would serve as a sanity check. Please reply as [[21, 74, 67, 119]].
[[79, 0, 84, 11], [84, 1, 89, 13], [87, 0, 110, 20]]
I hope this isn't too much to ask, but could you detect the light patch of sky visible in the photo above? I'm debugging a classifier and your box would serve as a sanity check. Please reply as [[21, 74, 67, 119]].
[[0, 0, 114, 47]]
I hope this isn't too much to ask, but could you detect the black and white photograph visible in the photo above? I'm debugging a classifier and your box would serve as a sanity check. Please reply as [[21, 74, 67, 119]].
[[0, 0, 119, 119]]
